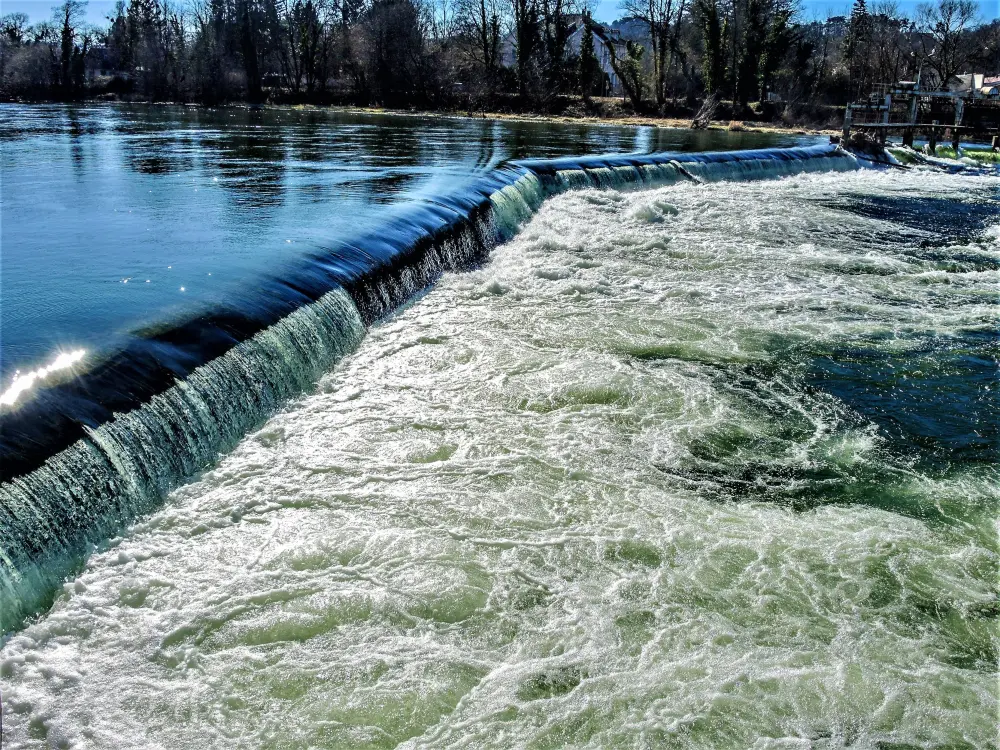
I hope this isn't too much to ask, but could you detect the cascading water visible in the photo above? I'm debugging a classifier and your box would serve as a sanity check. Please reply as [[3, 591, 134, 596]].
[[0, 289, 366, 629], [0, 144, 859, 635], [1, 139, 997, 748]]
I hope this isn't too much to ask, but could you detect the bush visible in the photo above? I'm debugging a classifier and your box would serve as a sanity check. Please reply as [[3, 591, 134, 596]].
[[2, 44, 55, 97]]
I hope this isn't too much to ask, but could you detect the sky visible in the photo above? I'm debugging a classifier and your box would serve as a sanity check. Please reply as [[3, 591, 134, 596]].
[[1, 0, 998, 28]]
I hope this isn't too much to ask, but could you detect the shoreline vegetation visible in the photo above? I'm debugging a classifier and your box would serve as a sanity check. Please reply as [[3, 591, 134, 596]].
[[324, 101, 836, 134], [2, 0, 995, 133]]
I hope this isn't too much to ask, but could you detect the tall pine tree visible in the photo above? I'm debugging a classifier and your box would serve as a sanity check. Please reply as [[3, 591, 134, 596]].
[[578, 11, 600, 98], [844, 0, 871, 98]]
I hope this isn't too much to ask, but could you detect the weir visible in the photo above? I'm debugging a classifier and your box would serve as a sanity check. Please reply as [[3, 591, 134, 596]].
[[0, 144, 859, 634]]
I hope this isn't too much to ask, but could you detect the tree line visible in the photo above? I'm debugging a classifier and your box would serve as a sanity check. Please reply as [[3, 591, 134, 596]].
[[1, 0, 997, 121]]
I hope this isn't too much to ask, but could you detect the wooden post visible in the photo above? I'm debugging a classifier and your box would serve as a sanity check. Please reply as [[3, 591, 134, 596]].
[[843, 105, 853, 141], [902, 128, 914, 148], [928, 120, 938, 155], [952, 100, 964, 152], [993, 134, 999, 152]]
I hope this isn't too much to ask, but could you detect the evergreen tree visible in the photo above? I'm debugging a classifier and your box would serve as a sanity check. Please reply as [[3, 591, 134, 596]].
[[578, 11, 600, 98], [735, 0, 767, 108], [696, 0, 725, 94], [56, 1, 83, 91], [845, 0, 871, 96], [759, 5, 792, 102], [513, 0, 541, 99], [541, 0, 570, 97]]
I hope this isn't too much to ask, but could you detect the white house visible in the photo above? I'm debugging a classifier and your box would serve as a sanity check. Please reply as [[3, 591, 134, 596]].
[[567, 18, 623, 96], [951, 73, 1000, 98]]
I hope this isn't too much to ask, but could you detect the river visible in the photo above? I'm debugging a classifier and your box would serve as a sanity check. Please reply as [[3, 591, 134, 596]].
[[0, 104, 996, 748]]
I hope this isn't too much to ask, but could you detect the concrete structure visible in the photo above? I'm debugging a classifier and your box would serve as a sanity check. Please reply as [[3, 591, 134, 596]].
[[951, 74, 1000, 98], [842, 75, 1000, 151]]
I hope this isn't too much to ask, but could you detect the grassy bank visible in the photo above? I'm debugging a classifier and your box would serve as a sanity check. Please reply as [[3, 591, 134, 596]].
[[937, 146, 1000, 163], [56, 90, 841, 137]]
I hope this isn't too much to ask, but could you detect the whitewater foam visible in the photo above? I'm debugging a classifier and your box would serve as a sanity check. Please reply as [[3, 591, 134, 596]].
[[0, 146, 860, 636], [1, 164, 996, 748]]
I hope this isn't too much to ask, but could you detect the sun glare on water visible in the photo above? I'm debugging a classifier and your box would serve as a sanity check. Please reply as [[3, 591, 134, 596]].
[[0, 349, 86, 407]]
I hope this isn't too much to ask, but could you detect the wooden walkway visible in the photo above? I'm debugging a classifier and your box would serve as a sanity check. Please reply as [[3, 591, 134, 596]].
[[843, 85, 1000, 150]]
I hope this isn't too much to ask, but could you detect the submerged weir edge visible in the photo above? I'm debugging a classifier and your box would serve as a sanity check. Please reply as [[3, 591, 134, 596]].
[[0, 144, 860, 634]]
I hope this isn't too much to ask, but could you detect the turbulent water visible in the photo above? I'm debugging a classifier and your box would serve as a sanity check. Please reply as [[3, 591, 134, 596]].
[[2, 157, 998, 748], [0, 145, 852, 630]]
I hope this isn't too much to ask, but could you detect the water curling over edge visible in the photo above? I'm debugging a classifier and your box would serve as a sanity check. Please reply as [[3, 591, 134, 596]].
[[0, 143, 860, 635]]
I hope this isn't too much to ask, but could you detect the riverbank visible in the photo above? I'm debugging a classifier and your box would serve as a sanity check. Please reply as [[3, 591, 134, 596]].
[[13, 92, 839, 137], [315, 102, 839, 137]]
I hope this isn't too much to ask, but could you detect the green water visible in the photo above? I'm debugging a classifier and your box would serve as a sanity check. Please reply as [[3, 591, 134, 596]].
[[0, 158, 997, 748]]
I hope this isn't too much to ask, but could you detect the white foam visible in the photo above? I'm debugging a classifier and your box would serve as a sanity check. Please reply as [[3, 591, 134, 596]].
[[1, 167, 997, 748]]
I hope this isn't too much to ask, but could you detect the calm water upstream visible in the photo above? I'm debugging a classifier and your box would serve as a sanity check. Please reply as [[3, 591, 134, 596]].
[[0, 104, 801, 379], [0, 105, 997, 749]]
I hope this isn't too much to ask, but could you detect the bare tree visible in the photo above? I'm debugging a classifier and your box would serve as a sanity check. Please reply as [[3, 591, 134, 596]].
[[454, 0, 504, 100], [361, 0, 429, 105], [276, 0, 327, 94], [0, 12, 30, 80], [917, 0, 979, 89], [56, 0, 86, 91], [0, 0, 991, 120], [694, 0, 725, 94], [868, 2, 915, 87], [619, 0, 688, 106], [510, 0, 541, 98], [539, 0, 571, 96], [972, 19, 1000, 74]]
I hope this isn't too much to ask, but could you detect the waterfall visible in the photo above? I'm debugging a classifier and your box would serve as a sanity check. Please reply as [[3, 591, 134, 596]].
[[0, 144, 861, 634], [0, 290, 365, 632]]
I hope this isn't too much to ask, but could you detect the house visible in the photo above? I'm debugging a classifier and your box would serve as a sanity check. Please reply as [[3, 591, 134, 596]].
[[568, 17, 624, 96], [951, 73, 1000, 98]]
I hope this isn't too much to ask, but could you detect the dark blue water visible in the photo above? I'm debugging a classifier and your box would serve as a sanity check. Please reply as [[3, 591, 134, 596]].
[[809, 330, 999, 467], [807, 189, 1000, 470]]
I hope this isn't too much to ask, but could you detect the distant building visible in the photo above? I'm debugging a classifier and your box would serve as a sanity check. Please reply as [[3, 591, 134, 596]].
[[571, 19, 625, 96], [951, 73, 1000, 98]]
